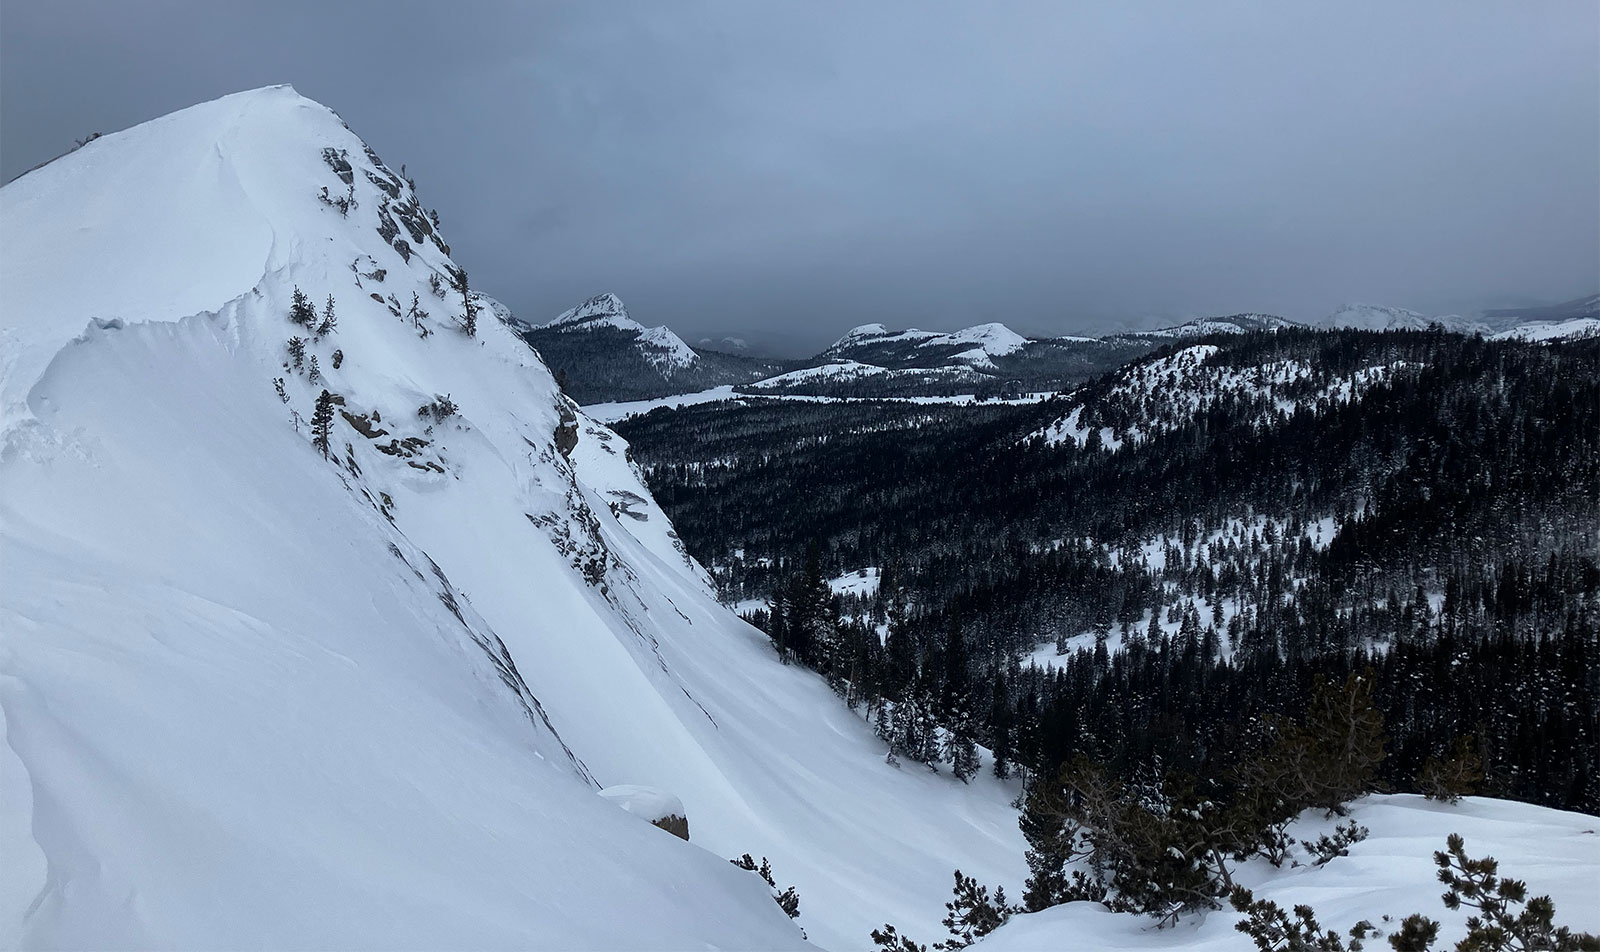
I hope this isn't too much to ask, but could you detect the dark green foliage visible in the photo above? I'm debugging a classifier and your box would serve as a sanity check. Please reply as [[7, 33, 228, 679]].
[[1420, 737, 1485, 804], [1301, 821, 1369, 868], [870, 924, 928, 952], [1433, 833, 1599, 951], [1231, 836, 1598, 952], [938, 870, 1013, 949], [1230, 886, 1376, 950], [286, 336, 306, 372]]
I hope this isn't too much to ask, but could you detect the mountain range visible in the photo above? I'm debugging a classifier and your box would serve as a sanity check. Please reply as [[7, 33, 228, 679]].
[[516, 298, 1598, 406], [2, 86, 1594, 951]]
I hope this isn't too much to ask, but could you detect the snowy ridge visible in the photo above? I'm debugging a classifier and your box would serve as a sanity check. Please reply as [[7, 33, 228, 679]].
[[1029, 343, 1410, 450], [1492, 317, 1600, 343], [1121, 313, 1300, 339], [0, 86, 1023, 950]]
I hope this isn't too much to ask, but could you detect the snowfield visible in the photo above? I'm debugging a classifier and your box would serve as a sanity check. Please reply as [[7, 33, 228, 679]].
[[977, 795, 1600, 951], [0, 86, 1024, 951]]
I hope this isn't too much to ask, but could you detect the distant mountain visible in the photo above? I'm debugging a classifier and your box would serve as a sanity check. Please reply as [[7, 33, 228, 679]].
[[1112, 312, 1301, 340], [1313, 296, 1600, 340], [533, 297, 1600, 406], [821, 322, 1030, 369], [1485, 294, 1600, 342], [510, 293, 787, 403]]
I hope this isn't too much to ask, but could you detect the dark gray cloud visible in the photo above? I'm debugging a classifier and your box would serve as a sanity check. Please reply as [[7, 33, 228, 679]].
[[4, 1, 1596, 353]]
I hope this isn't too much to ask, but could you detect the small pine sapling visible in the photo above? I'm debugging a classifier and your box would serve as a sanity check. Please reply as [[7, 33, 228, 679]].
[[936, 870, 1014, 950], [315, 295, 337, 339], [273, 377, 288, 403], [286, 336, 306, 372], [307, 354, 321, 384], [1300, 821, 1369, 868], [871, 925, 929, 952]]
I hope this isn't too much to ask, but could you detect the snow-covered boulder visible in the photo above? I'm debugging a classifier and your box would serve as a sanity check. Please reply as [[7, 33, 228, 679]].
[[600, 785, 690, 840]]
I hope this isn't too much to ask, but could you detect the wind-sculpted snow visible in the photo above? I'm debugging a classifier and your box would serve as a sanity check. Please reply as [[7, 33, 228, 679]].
[[0, 86, 1025, 950]]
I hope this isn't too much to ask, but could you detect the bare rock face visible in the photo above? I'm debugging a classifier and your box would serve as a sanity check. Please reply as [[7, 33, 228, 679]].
[[554, 398, 580, 458], [598, 785, 690, 841]]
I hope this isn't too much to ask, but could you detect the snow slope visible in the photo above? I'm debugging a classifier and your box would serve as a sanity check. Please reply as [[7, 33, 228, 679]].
[[0, 86, 1022, 950], [978, 795, 1600, 951]]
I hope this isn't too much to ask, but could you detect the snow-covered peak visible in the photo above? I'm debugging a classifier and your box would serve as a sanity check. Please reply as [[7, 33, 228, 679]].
[[535, 293, 698, 371], [544, 291, 633, 329], [835, 322, 891, 344], [948, 322, 1028, 356], [2, 86, 1021, 950]]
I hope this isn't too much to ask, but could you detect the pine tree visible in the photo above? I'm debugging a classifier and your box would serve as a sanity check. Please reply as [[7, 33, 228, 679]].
[[286, 336, 306, 372], [315, 295, 337, 339], [311, 390, 335, 458], [449, 265, 477, 336], [288, 286, 316, 327]]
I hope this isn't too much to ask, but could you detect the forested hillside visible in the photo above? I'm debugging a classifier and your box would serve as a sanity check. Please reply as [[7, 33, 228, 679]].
[[616, 329, 1600, 815]]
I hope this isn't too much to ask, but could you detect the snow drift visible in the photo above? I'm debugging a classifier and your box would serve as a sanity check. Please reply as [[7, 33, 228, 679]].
[[0, 86, 1022, 950]]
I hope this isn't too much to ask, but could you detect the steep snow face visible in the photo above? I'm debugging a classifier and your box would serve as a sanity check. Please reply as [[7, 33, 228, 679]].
[[978, 795, 1600, 951], [538, 292, 698, 371], [1, 86, 1023, 950]]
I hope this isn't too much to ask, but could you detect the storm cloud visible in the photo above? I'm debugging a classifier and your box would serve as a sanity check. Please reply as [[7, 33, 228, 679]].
[[4, 1, 1595, 352]]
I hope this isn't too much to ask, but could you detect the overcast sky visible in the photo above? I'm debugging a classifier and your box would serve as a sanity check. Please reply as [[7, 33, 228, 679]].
[[3, 2, 1596, 352]]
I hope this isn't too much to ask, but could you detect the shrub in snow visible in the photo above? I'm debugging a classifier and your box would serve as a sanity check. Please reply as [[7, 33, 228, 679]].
[[1301, 820, 1369, 868], [1230, 834, 1599, 952], [1419, 737, 1484, 805], [417, 394, 457, 423], [730, 854, 800, 920]]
